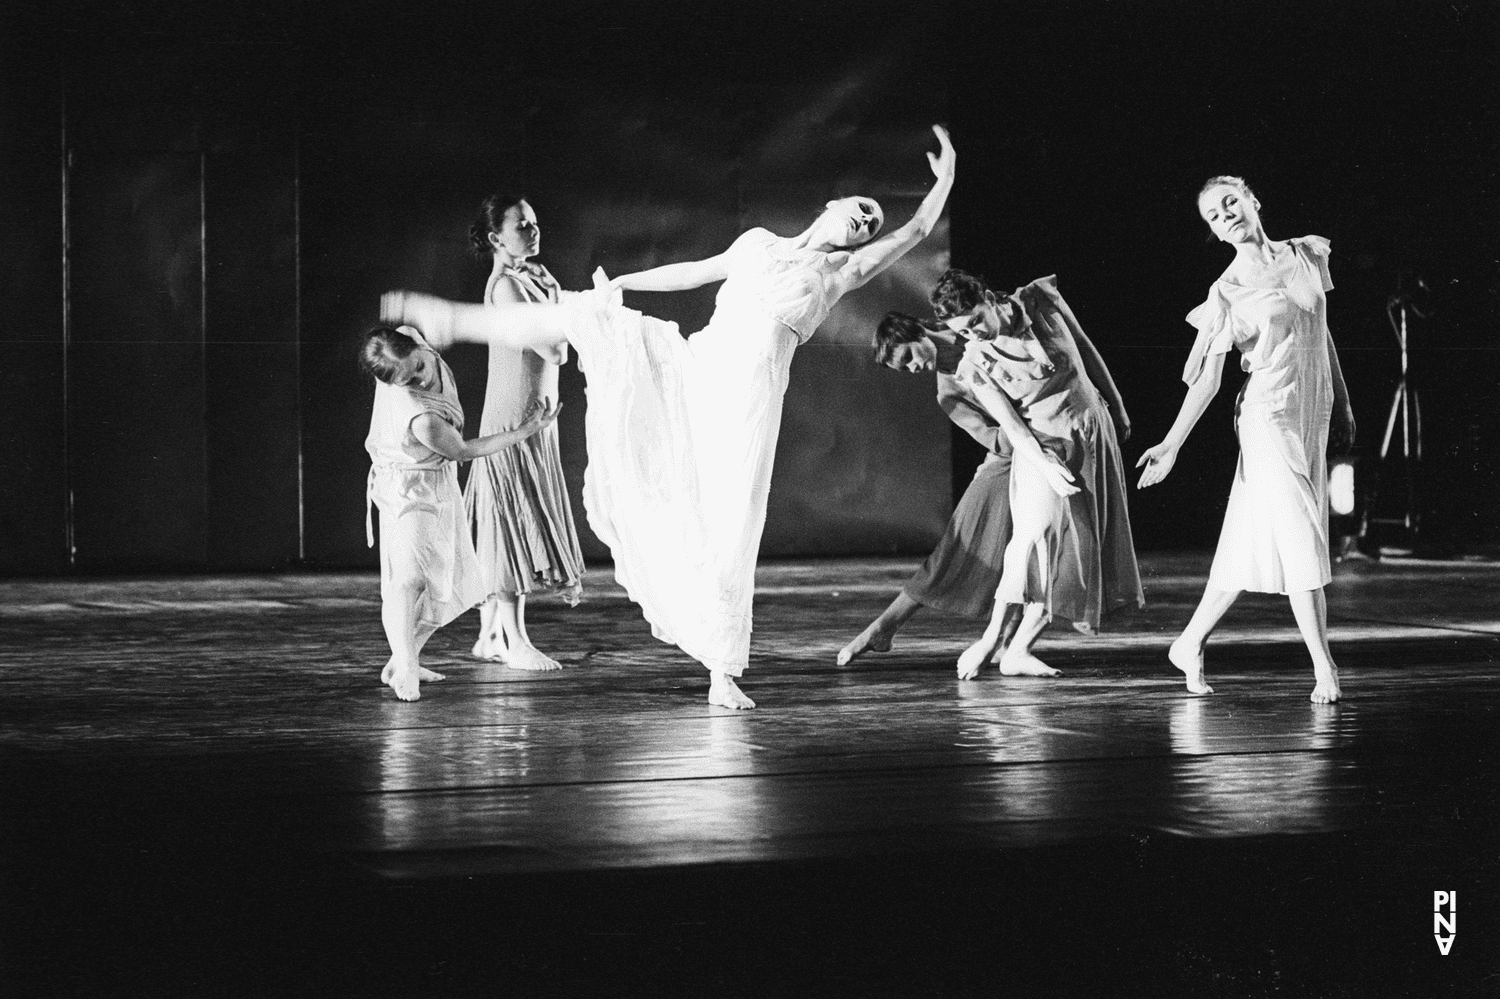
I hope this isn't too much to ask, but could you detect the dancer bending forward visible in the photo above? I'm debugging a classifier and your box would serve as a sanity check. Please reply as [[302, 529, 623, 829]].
[[464, 194, 587, 671], [384, 125, 957, 709], [838, 312, 1024, 667], [932, 269, 1143, 680], [362, 325, 559, 701], [1137, 176, 1354, 704]]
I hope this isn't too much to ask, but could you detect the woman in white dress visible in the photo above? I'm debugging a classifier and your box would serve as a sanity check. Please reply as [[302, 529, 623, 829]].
[[382, 125, 956, 709], [464, 195, 586, 672], [1137, 176, 1355, 703]]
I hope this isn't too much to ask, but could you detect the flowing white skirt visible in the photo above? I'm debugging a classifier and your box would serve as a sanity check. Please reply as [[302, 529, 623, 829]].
[[563, 291, 797, 676]]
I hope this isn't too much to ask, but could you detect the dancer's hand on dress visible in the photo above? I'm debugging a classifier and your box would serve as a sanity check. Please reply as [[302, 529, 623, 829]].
[[591, 266, 624, 305], [1135, 442, 1178, 488], [1111, 407, 1133, 443], [927, 125, 956, 182], [1330, 405, 1356, 455], [520, 399, 563, 435], [1033, 450, 1080, 498]]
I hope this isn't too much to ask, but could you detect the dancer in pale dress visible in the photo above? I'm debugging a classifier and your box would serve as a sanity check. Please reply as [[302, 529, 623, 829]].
[[464, 195, 586, 672], [837, 312, 1024, 667], [361, 325, 560, 701], [1137, 176, 1355, 704], [931, 269, 1143, 680], [382, 125, 957, 709]]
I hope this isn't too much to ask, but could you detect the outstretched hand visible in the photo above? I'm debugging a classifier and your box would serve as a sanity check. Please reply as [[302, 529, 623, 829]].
[[1135, 442, 1178, 488], [592, 266, 625, 304], [927, 124, 956, 182]]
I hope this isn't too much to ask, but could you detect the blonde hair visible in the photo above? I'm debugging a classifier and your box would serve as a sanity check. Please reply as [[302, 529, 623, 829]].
[[1198, 175, 1257, 205]]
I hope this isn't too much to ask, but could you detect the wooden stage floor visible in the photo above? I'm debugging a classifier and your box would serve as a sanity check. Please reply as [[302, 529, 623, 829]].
[[2, 553, 1496, 996]]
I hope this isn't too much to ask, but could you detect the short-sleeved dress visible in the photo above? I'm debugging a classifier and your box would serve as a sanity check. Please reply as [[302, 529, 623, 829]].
[[560, 228, 852, 676], [956, 276, 1144, 630], [463, 261, 586, 605], [1182, 236, 1336, 594], [365, 338, 486, 629]]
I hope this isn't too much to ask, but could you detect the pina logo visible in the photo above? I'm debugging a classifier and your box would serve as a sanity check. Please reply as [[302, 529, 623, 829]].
[[1433, 891, 1457, 955]]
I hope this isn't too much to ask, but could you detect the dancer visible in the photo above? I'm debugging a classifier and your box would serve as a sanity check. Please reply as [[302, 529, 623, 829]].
[[362, 324, 560, 701], [464, 195, 586, 672], [931, 269, 1143, 680], [837, 312, 1024, 667], [383, 125, 957, 709], [1137, 176, 1355, 704]]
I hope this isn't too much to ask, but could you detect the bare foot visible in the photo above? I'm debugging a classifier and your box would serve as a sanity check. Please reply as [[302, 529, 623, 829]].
[[956, 636, 1001, 680], [383, 663, 421, 701], [708, 672, 755, 710], [1310, 664, 1342, 704], [836, 623, 894, 665], [382, 660, 445, 684], [506, 644, 563, 672], [998, 651, 1062, 677], [472, 631, 508, 662], [1168, 636, 1213, 695]]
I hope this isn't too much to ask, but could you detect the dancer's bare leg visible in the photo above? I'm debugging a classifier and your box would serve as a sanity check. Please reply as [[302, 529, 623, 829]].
[[708, 670, 755, 710], [380, 581, 426, 701], [1168, 586, 1240, 695], [473, 598, 503, 660], [988, 602, 1025, 663], [382, 616, 446, 687], [996, 603, 1060, 677], [1289, 587, 1342, 703], [957, 600, 1044, 679], [497, 593, 562, 672], [837, 591, 922, 665]]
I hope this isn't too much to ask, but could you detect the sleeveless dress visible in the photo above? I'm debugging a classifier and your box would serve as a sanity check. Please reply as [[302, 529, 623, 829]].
[[955, 276, 1144, 630], [365, 338, 486, 629], [463, 261, 586, 605], [1182, 236, 1336, 594], [560, 228, 851, 676]]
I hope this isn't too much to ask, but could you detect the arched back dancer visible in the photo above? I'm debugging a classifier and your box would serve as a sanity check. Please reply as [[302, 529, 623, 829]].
[[383, 126, 957, 709]]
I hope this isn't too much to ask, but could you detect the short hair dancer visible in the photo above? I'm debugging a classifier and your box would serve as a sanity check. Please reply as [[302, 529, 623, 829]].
[[837, 312, 1025, 667], [1137, 176, 1355, 703], [464, 194, 586, 672], [382, 125, 957, 709], [361, 324, 560, 701], [932, 269, 1143, 679]]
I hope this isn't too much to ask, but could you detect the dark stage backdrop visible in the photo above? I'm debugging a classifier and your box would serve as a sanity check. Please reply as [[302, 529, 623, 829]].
[[3, 1, 1497, 575]]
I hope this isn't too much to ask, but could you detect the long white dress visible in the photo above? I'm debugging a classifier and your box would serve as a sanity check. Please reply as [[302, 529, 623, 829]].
[[1182, 236, 1336, 594], [561, 228, 851, 676]]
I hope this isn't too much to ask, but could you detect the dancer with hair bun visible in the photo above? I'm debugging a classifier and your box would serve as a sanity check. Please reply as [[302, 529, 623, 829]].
[[1138, 176, 1355, 704], [361, 324, 560, 701], [464, 195, 586, 672]]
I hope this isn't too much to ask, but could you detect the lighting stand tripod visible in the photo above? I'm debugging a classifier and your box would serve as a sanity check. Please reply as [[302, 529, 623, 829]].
[[1361, 286, 1426, 547]]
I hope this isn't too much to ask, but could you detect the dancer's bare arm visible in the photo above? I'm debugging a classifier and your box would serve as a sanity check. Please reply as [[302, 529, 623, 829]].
[[965, 372, 1079, 498], [611, 253, 731, 293], [381, 291, 571, 355], [1053, 300, 1131, 441], [411, 402, 561, 462], [1135, 352, 1225, 488], [1327, 332, 1355, 452], [840, 125, 956, 290]]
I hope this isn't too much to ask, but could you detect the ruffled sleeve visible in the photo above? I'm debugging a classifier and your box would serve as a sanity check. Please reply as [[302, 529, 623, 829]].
[[1181, 286, 1238, 386], [1295, 235, 1334, 292]]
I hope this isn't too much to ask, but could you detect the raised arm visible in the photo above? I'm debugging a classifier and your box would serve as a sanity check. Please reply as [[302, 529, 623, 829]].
[[1135, 352, 1226, 488], [964, 370, 1079, 498], [411, 402, 561, 463], [840, 125, 956, 291], [610, 252, 731, 293]]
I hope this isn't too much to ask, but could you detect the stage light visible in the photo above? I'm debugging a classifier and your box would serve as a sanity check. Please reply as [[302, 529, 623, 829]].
[[1330, 459, 1356, 516]]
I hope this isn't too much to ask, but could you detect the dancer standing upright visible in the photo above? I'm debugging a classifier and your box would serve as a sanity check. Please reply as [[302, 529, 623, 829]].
[[383, 125, 957, 709], [1137, 176, 1355, 703], [464, 195, 586, 672]]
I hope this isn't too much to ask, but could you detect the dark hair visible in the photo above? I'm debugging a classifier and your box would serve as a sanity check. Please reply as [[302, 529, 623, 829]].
[[359, 325, 419, 384], [929, 268, 991, 320], [872, 311, 945, 367], [469, 193, 528, 258]]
